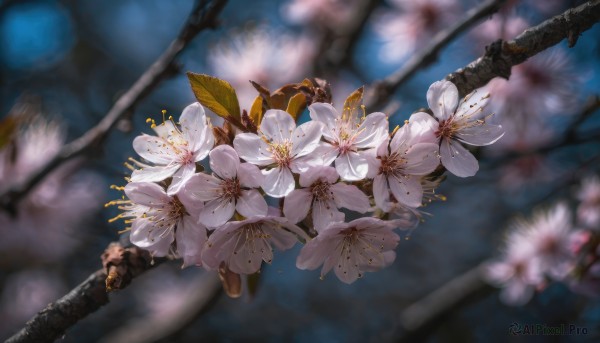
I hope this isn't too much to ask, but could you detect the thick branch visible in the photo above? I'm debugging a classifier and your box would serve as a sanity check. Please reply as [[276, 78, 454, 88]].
[[447, 0, 600, 97], [0, 0, 228, 215], [365, 0, 507, 110], [6, 244, 164, 343]]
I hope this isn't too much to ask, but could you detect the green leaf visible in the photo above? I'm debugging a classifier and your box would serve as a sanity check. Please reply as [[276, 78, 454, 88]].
[[286, 92, 307, 121], [187, 72, 241, 120], [249, 96, 264, 126]]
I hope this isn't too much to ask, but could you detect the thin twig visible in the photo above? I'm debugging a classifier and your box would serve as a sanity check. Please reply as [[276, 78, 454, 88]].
[[364, 0, 507, 110], [447, 0, 600, 97], [0, 0, 229, 215]]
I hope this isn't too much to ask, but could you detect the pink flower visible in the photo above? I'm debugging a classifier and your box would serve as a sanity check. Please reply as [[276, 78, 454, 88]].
[[368, 112, 439, 209], [130, 103, 214, 194], [425, 80, 504, 177], [308, 102, 388, 180], [202, 213, 308, 274], [296, 218, 401, 284], [375, 0, 459, 62], [281, 0, 357, 29], [123, 182, 207, 267], [576, 175, 600, 228], [283, 166, 370, 232], [472, 15, 528, 45], [233, 109, 323, 198], [182, 145, 267, 228]]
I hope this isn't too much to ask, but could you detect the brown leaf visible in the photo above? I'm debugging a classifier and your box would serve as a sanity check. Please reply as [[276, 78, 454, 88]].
[[286, 92, 307, 121], [249, 96, 264, 127], [187, 72, 241, 120], [0, 116, 18, 150]]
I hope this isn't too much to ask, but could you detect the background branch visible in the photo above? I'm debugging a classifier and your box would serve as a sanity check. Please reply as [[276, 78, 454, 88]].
[[0, 0, 228, 215]]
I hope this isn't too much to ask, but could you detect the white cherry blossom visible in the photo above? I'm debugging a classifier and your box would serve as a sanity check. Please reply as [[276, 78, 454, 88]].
[[202, 212, 308, 274], [308, 102, 388, 181], [296, 218, 402, 284], [425, 80, 504, 177], [182, 145, 267, 228], [233, 109, 323, 198], [130, 103, 214, 194], [283, 166, 370, 232], [123, 182, 207, 267], [368, 112, 440, 210]]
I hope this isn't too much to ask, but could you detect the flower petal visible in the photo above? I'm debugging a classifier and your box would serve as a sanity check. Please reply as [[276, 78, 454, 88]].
[[293, 142, 337, 171], [335, 151, 368, 181], [260, 109, 295, 143], [373, 174, 390, 211], [209, 145, 240, 180], [291, 121, 324, 157], [455, 123, 504, 146], [129, 218, 174, 256], [237, 163, 264, 188], [427, 80, 458, 121], [199, 198, 236, 228], [167, 162, 196, 195], [262, 167, 295, 198], [299, 165, 338, 187], [133, 134, 176, 164], [181, 172, 221, 202], [404, 143, 440, 175], [388, 174, 423, 208], [176, 216, 207, 268], [180, 102, 210, 153], [233, 133, 275, 166], [308, 102, 339, 141], [296, 235, 337, 270], [130, 164, 180, 183], [331, 183, 370, 213], [283, 188, 312, 223], [440, 138, 479, 177], [125, 182, 170, 207], [312, 199, 344, 232], [354, 112, 389, 149], [236, 189, 268, 218]]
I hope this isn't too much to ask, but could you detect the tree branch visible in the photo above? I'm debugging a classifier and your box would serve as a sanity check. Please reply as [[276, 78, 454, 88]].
[[447, 0, 600, 97], [365, 0, 507, 110], [0, 0, 229, 216]]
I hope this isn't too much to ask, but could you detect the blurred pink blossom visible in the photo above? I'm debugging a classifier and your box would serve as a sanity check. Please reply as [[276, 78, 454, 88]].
[[281, 0, 356, 29], [576, 175, 600, 228]]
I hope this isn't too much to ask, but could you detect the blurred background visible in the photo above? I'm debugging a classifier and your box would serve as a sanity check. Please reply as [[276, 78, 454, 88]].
[[1, 0, 600, 342]]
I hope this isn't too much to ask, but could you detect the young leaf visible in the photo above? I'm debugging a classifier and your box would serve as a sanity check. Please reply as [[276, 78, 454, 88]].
[[218, 262, 242, 298], [187, 72, 241, 120], [342, 86, 364, 118], [249, 96, 264, 126], [286, 92, 307, 121], [0, 116, 18, 150]]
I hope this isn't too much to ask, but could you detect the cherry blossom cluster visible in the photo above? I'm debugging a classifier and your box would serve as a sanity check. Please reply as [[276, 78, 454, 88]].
[[109, 79, 504, 285], [485, 175, 600, 305]]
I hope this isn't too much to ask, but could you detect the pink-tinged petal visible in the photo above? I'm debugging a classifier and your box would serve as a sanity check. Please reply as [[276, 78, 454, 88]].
[[192, 124, 214, 163], [237, 163, 263, 188], [427, 80, 459, 121], [131, 164, 180, 183], [176, 216, 207, 268], [294, 142, 337, 170], [296, 236, 337, 270], [152, 121, 177, 139], [455, 123, 504, 146], [199, 198, 236, 228], [167, 162, 197, 195], [209, 145, 240, 180], [236, 189, 268, 218], [440, 138, 479, 177], [408, 112, 439, 144], [455, 89, 490, 119], [335, 151, 367, 181], [129, 218, 174, 256], [390, 124, 411, 153], [233, 133, 274, 166], [334, 242, 361, 284], [262, 221, 301, 250], [283, 189, 312, 223], [260, 109, 296, 143], [366, 147, 382, 179], [182, 172, 221, 202], [262, 167, 295, 198], [180, 102, 208, 151], [373, 174, 390, 211], [291, 121, 324, 157], [308, 102, 339, 141], [133, 135, 176, 164], [331, 183, 370, 213], [312, 199, 344, 232], [404, 143, 440, 175], [125, 182, 170, 207], [501, 282, 534, 306], [299, 165, 338, 187], [178, 185, 204, 218], [354, 112, 389, 149], [388, 175, 423, 208]]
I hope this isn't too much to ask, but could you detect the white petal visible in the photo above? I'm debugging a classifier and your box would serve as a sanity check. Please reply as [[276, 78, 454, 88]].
[[427, 80, 458, 121], [312, 199, 344, 232], [440, 138, 479, 177], [373, 174, 390, 211], [455, 123, 504, 146], [130, 218, 174, 256], [237, 163, 264, 188], [335, 151, 368, 181], [389, 123, 411, 153], [182, 172, 222, 202], [167, 162, 196, 195], [388, 175, 423, 208], [294, 142, 338, 169], [455, 88, 490, 119], [236, 189, 268, 218], [296, 236, 332, 270], [133, 134, 176, 164], [130, 164, 180, 183], [299, 165, 338, 187], [407, 112, 439, 144], [308, 102, 339, 141], [233, 133, 275, 166], [260, 109, 296, 143], [125, 182, 170, 207], [192, 123, 214, 163], [291, 121, 324, 157], [366, 147, 382, 179], [331, 183, 370, 213], [404, 143, 440, 175], [354, 112, 389, 149], [180, 102, 208, 152], [282, 188, 312, 223], [209, 145, 240, 180], [199, 198, 236, 228], [176, 215, 207, 268], [262, 167, 295, 198]]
